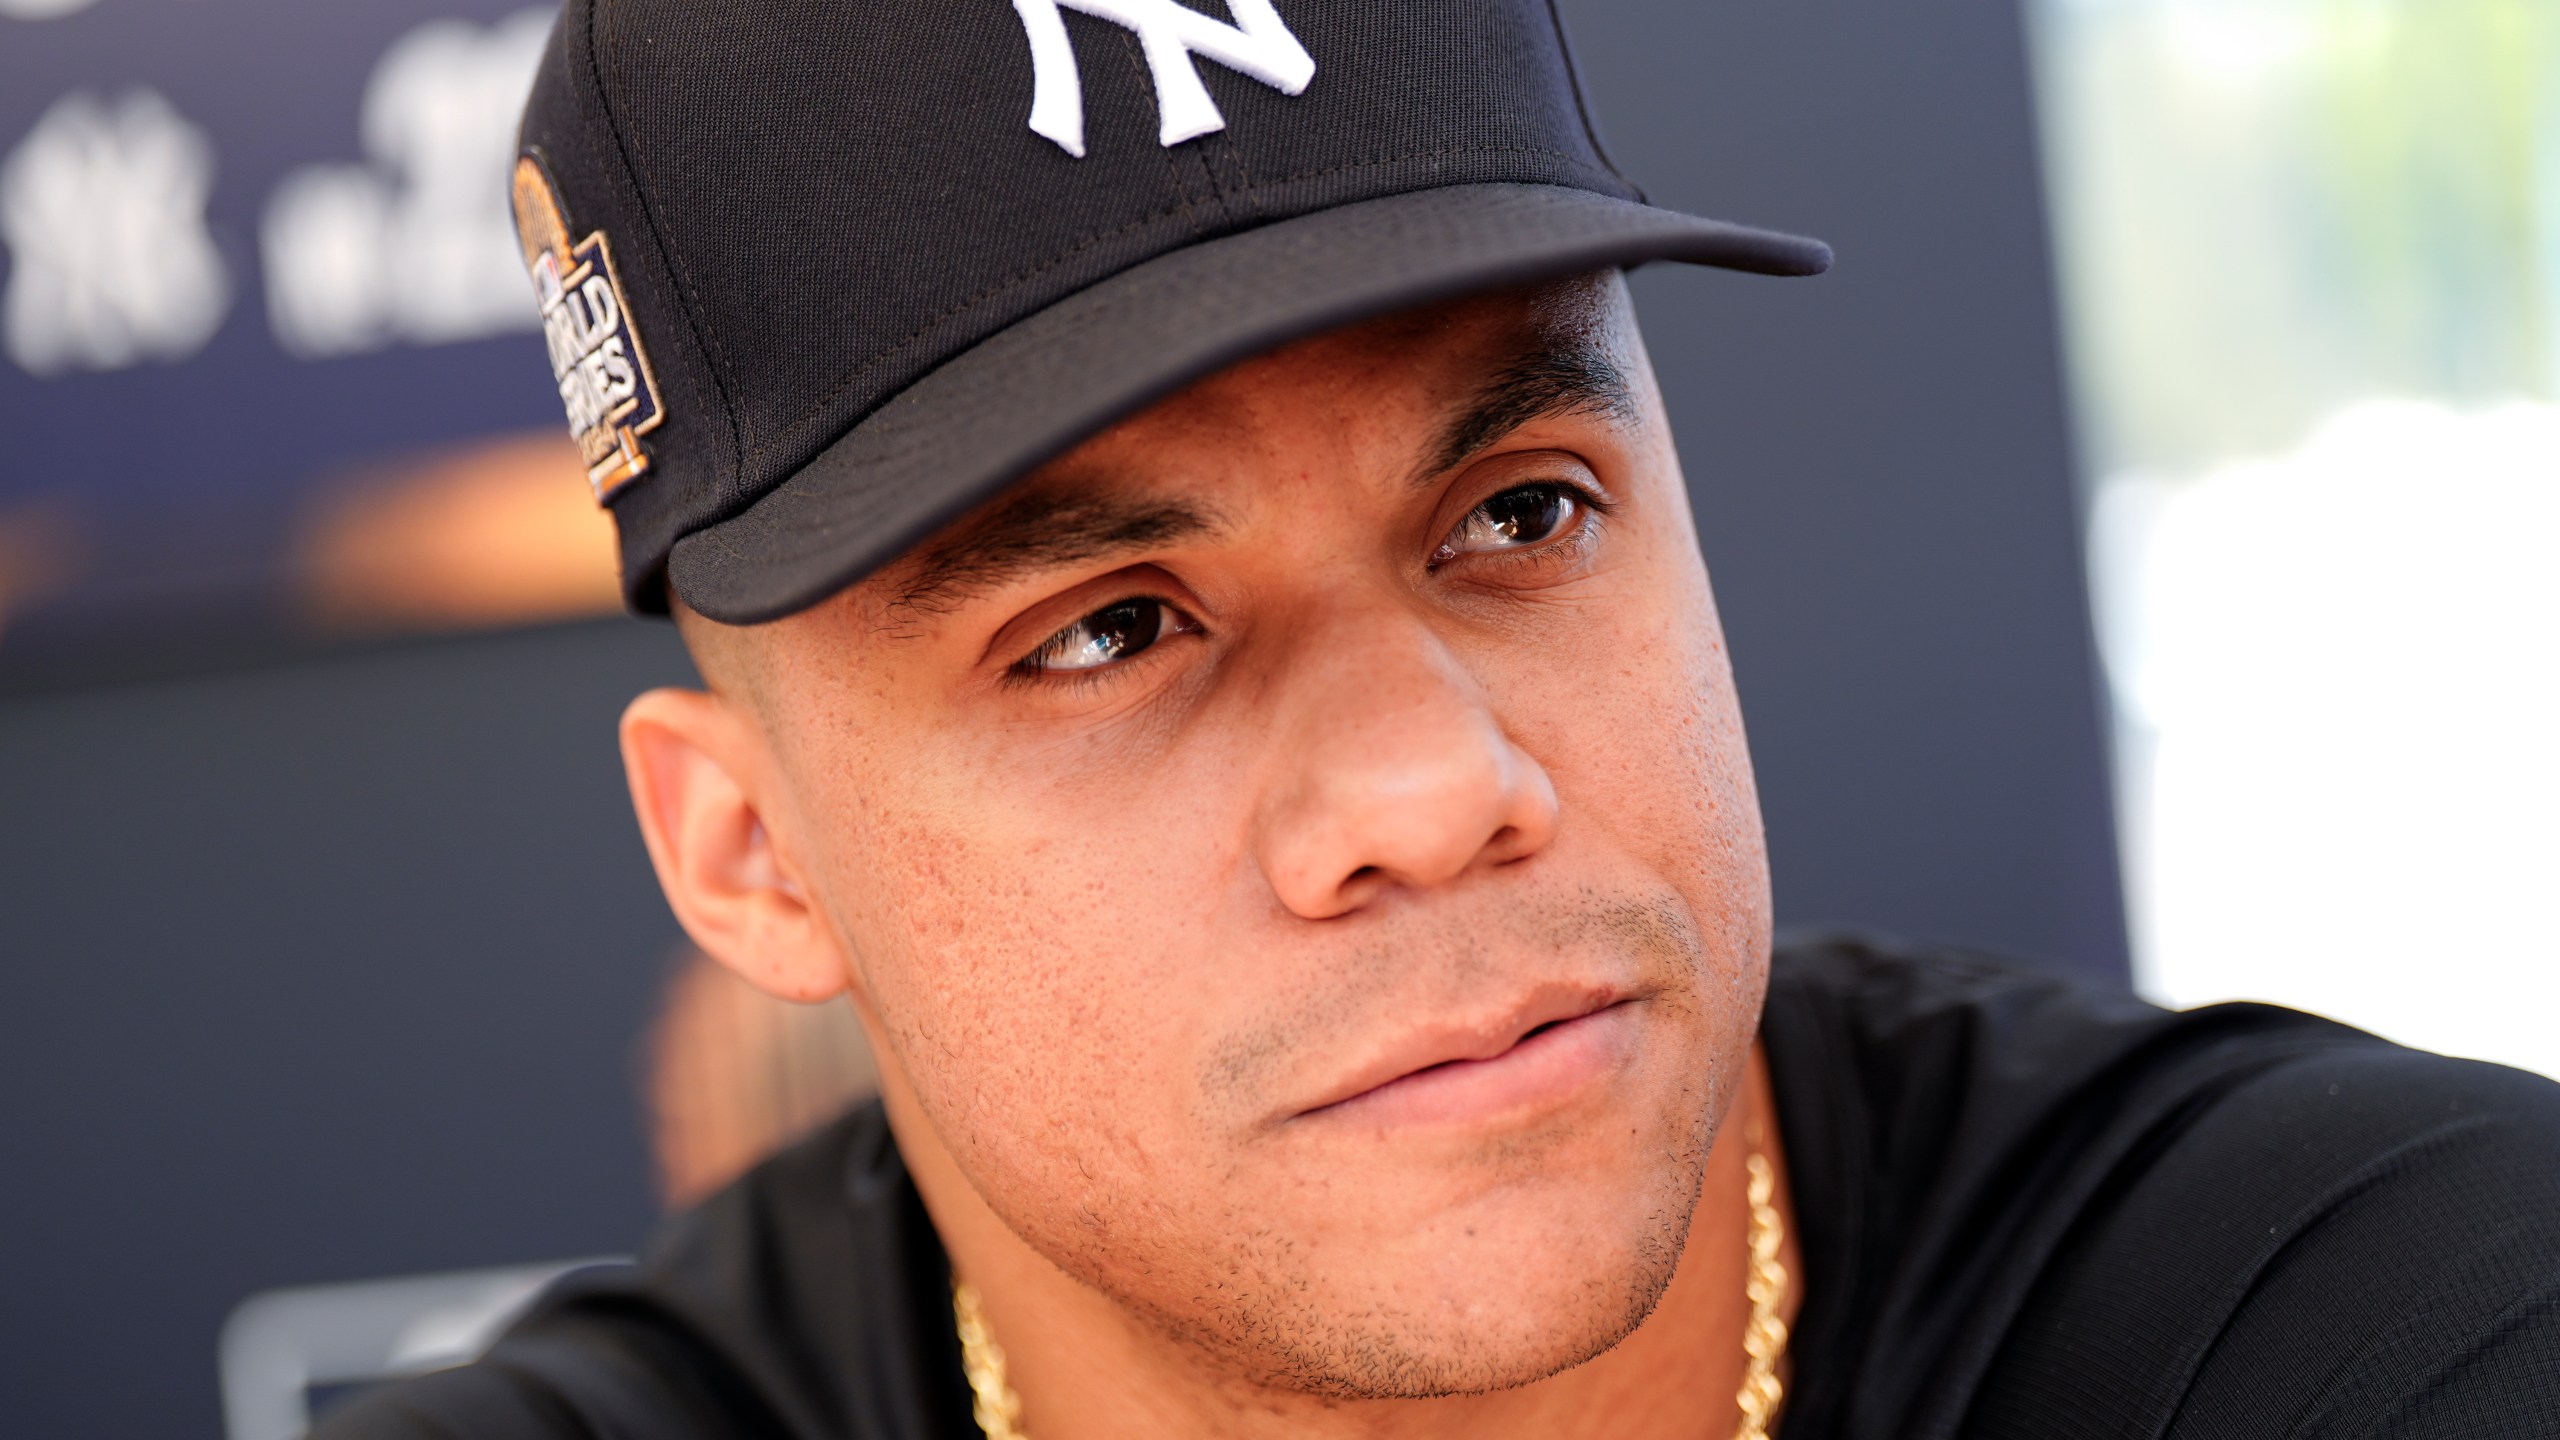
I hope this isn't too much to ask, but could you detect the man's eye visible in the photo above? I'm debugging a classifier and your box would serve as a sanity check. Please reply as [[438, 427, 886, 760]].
[[1437, 484, 1582, 563], [1016, 597, 1189, 676]]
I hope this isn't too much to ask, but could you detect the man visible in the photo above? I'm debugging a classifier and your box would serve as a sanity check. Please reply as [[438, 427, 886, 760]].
[[325, 2, 2560, 1436]]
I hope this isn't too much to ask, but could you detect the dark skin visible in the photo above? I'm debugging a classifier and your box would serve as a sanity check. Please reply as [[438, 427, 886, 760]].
[[623, 272, 1799, 1439]]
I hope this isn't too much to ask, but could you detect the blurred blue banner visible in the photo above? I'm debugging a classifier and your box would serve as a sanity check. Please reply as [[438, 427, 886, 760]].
[[0, 0, 616, 683]]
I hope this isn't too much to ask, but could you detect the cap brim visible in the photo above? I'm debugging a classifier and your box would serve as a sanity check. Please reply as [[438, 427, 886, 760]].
[[668, 182, 1829, 624]]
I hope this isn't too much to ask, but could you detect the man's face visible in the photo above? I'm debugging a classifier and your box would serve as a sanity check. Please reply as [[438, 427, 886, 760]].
[[716, 274, 1771, 1398]]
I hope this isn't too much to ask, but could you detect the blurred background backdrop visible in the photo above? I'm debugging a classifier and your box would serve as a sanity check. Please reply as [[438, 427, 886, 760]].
[[0, 0, 2549, 1434]]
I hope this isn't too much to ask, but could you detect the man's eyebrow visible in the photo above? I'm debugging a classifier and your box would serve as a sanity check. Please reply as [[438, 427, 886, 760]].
[[1415, 334, 1640, 485], [883, 491, 1220, 619]]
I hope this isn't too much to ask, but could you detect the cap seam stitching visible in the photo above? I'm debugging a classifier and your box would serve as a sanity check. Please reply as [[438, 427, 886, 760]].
[[1114, 25, 1211, 239], [1192, 145, 1227, 226], [1221, 135, 1262, 223], [743, 154, 1622, 462], [1541, 0, 1636, 196]]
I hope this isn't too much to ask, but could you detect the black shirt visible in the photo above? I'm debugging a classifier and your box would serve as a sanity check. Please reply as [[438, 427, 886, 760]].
[[320, 936, 2560, 1439]]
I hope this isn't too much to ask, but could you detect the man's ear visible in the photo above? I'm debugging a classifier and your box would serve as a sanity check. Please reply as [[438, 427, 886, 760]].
[[620, 687, 848, 1004]]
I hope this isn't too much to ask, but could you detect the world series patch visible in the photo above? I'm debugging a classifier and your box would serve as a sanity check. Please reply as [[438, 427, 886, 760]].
[[512, 153, 663, 502]]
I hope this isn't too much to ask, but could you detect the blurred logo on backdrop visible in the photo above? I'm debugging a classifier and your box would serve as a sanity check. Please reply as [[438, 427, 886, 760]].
[[262, 10, 549, 357], [0, 3, 617, 683], [1, 89, 228, 375]]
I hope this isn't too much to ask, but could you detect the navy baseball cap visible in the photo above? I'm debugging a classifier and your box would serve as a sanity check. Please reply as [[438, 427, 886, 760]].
[[512, 0, 1830, 623]]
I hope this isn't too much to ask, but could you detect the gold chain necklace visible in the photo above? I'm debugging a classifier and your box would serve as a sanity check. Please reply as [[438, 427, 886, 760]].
[[1734, 1146, 1790, 1439], [953, 1275, 1029, 1440], [952, 1142, 1790, 1440]]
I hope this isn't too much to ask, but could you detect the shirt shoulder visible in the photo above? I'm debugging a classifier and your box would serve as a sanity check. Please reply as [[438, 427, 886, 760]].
[[304, 1271, 778, 1440], [310, 1102, 974, 1440], [1988, 1038, 2560, 1440], [1762, 933, 2560, 1440]]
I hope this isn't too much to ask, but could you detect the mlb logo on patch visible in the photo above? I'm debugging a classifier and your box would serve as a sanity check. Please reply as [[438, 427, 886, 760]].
[[511, 154, 663, 501]]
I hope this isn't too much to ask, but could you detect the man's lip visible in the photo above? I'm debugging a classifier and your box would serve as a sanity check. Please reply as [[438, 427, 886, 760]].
[[1287, 985, 1632, 1121]]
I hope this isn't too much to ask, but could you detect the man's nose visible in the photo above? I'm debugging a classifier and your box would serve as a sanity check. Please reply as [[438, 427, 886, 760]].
[[1252, 610, 1561, 920]]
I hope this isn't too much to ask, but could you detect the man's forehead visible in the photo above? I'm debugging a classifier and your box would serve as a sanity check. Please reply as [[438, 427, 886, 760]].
[[875, 487, 1229, 620], [1243, 270, 1636, 395], [856, 279, 1641, 618]]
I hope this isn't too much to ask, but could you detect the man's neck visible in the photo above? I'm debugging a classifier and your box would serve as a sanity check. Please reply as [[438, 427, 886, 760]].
[[889, 1048, 1796, 1440]]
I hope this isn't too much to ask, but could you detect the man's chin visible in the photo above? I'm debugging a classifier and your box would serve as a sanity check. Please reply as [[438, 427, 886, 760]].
[[1227, 1256, 1681, 1401], [1112, 1193, 1700, 1403]]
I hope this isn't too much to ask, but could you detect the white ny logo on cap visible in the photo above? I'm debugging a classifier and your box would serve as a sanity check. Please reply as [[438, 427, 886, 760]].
[[1010, 0, 1316, 157]]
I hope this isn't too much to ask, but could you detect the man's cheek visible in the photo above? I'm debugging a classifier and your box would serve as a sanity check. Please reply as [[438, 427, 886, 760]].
[[881, 854, 1200, 1126], [1525, 654, 1709, 830], [949, 975, 1203, 1264]]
